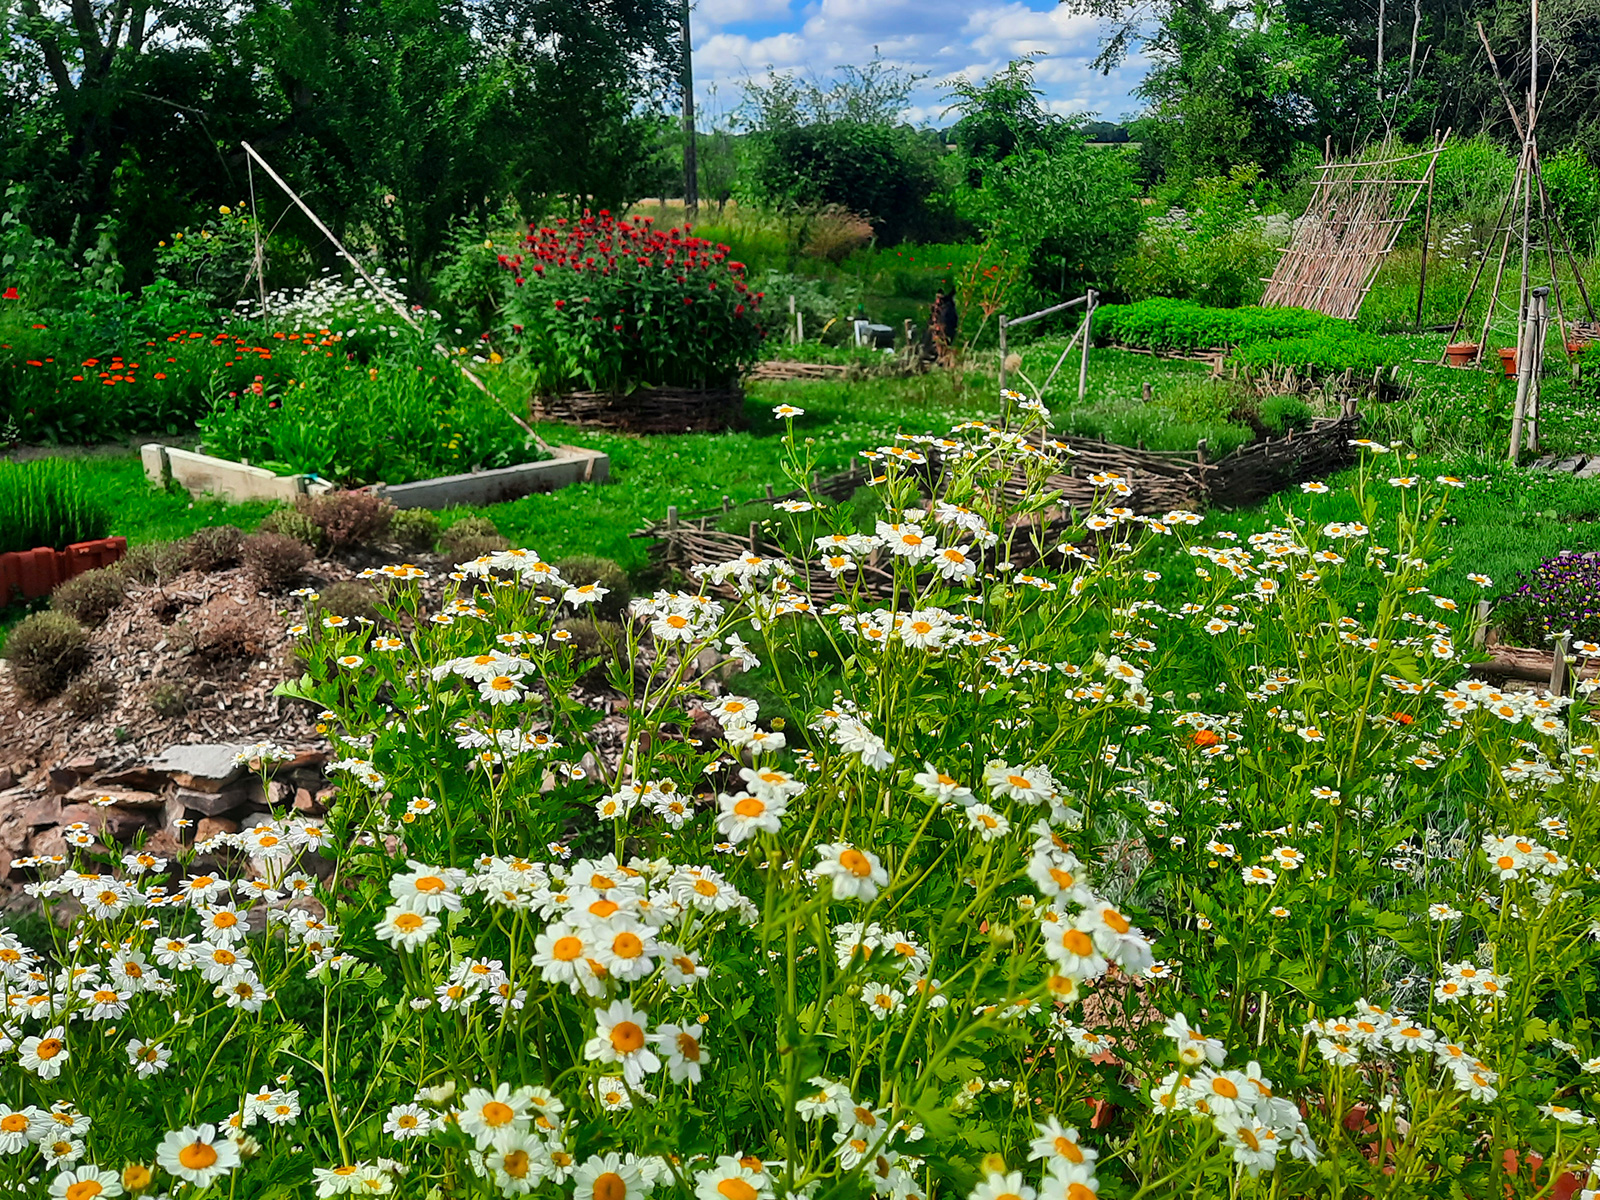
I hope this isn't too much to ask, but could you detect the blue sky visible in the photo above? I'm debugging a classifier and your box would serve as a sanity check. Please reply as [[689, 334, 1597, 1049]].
[[691, 0, 1151, 129]]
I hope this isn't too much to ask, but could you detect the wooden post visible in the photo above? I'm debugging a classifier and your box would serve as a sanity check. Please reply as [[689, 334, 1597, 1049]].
[[1414, 137, 1439, 330], [1509, 287, 1539, 460], [1528, 286, 1549, 452], [1142, 382, 1152, 403], [1551, 637, 1567, 695], [998, 315, 1009, 393], [1078, 290, 1096, 402], [796, 309, 804, 344], [764, 483, 775, 500], [748, 522, 760, 555], [1471, 599, 1491, 649], [788, 296, 796, 345]]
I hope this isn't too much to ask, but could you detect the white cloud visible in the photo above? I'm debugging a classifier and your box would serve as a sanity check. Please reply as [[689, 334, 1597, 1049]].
[[689, 0, 1148, 126]]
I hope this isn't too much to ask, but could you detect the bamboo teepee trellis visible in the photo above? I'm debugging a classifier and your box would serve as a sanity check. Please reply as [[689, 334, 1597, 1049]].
[[1440, 17, 1597, 460], [1261, 135, 1447, 320]]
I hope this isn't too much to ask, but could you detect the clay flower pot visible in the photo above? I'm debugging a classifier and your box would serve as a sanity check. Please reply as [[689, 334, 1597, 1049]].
[[1445, 342, 1479, 367], [1497, 346, 1518, 377]]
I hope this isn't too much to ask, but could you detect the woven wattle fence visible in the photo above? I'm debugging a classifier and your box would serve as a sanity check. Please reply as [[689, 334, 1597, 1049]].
[[533, 386, 744, 433], [634, 404, 1362, 600]]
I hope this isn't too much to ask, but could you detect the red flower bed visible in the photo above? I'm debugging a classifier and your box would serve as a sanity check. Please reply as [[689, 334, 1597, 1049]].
[[501, 211, 768, 394]]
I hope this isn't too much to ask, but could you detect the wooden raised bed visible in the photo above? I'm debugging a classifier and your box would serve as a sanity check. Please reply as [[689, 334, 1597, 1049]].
[[0, 537, 127, 609], [143, 444, 606, 510], [1468, 605, 1599, 689], [635, 404, 1362, 599]]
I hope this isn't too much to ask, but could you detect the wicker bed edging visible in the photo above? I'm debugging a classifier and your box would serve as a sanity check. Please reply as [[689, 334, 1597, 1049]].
[[633, 401, 1362, 601], [533, 386, 743, 433]]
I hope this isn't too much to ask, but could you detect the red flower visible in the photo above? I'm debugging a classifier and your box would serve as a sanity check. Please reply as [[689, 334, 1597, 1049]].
[[2, 286, 17, 300], [553, 299, 566, 308]]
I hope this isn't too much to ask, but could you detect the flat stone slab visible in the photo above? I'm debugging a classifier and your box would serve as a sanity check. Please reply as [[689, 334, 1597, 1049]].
[[147, 743, 251, 791], [375, 445, 610, 510]]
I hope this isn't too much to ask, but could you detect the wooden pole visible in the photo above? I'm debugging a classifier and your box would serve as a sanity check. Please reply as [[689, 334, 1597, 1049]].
[[1528, 286, 1549, 452], [1414, 137, 1438, 330], [1078, 290, 1096, 402], [246, 156, 267, 321], [998, 314, 1009, 400], [1509, 283, 1538, 460], [680, 0, 698, 217]]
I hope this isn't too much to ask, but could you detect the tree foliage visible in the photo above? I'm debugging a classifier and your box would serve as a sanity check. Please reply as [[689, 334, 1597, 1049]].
[[2, 0, 682, 293], [736, 56, 954, 244]]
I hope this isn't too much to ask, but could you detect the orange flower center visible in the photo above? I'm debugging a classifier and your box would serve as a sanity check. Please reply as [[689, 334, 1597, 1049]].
[[610, 1021, 645, 1053], [552, 936, 584, 962], [179, 1142, 219, 1169], [839, 849, 873, 877]]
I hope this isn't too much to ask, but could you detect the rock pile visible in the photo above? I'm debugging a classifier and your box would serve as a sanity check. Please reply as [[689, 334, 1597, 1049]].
[[0, 742, 332, 888]]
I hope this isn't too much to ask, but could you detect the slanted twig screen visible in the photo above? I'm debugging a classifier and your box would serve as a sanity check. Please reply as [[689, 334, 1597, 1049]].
[[1262, 137, 1447, 320]]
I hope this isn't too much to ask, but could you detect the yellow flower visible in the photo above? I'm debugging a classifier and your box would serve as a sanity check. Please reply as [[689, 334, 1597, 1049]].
[[219, 205, 231, 215], [123, 1162, 155, 1190]]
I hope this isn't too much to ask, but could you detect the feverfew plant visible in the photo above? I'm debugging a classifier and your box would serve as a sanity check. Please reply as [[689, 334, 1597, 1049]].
[[5, 408, 1600, 1199]]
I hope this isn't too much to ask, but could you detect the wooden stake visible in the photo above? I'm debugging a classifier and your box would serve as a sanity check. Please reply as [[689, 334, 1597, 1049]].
[[1079, 290, 1096, 401], [1414, 135, 1438, 330]]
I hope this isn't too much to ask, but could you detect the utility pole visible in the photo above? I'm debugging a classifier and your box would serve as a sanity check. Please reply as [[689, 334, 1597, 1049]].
[[680, 0, 698, 217]]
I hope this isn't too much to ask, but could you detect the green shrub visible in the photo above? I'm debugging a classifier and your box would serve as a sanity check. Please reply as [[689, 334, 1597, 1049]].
[[149, 682, 188, 718], [51, 568, 127, 627], [64, 675, 116, 717], [552, 556, 632, 621], [241, 532, 313, 590], [0, 459, 110, 555], [551, 616, 628, 683], [1259, 394, 1314, 435], [296, 491, 394, 552], [120, 540, 186, 585], [440, 517, 507, 562], [3, 611, 92, 701], [319, 581, 382, 623], [260, 507, 324, 550], [180, 524, 246, 573], [389, 508, 442, 554]]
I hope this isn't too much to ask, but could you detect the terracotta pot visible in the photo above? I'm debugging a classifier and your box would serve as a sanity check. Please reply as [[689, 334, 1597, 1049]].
[[1497, 346, 1519, 377], [1445, 342, 1479, 367]]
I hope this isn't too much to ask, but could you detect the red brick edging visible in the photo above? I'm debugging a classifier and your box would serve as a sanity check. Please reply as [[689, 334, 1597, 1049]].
[[0, 537, 127, 609]]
